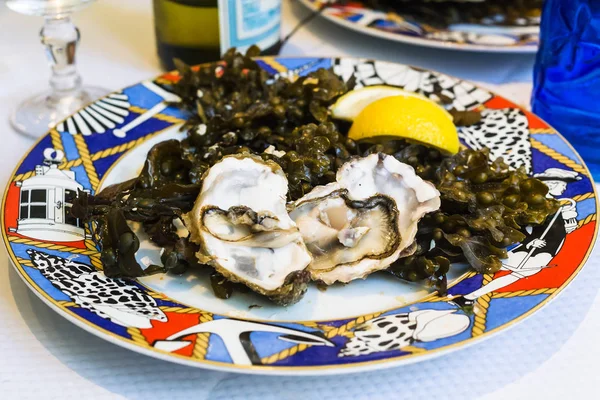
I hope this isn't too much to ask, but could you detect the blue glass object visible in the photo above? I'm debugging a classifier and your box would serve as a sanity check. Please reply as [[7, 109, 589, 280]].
[[532, 0, 600, 179]]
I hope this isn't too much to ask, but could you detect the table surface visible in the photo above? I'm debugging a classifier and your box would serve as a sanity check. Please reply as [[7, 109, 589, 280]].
[[1, 1, 598, 399]]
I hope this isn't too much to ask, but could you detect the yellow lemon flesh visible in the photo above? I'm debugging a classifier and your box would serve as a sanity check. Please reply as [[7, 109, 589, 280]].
[[331, 85, 430, 121], [348, 95, 459, 154]]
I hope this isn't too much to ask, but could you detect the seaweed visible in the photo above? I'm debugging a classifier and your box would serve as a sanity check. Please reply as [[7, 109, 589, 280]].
[[73, 47, 559, 302], [388, 145, 558, 286]]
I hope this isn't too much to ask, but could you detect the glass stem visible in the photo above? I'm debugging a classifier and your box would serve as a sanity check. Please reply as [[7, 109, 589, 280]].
[[40, 16, 82, 102]]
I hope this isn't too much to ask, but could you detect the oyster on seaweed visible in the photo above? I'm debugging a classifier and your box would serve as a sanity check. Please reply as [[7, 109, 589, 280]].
[[290, 153, 441, 285], [185, 154, 312, 306]]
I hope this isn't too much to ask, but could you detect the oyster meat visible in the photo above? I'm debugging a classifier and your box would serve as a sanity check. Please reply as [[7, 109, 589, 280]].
[[185, 154, 312, 306], [290, 153, 441, 284]]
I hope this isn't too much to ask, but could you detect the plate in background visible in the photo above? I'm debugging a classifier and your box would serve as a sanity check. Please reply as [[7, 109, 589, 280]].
[[299, 0, 540, 53]]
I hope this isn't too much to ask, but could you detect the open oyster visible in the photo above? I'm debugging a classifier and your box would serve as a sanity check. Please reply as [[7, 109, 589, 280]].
[[185, 154, 312, 306], [290, 153, 441, 285]]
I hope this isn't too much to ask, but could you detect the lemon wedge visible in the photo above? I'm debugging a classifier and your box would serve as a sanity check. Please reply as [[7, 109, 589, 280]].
[[348, 95, 459, 154], [331, 85, 452, 121]]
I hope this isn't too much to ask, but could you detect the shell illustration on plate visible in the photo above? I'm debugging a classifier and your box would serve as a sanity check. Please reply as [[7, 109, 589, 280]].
[[340, 310, 470, 357], [56, 92, 131, 136], [332, 59, 494, 111], [27, 249, 167, 329], [459, 108, 532, 173], [56, 81, 180, 138]]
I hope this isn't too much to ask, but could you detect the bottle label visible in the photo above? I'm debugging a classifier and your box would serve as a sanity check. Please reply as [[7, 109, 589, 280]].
[[218, 0, 281, 54]]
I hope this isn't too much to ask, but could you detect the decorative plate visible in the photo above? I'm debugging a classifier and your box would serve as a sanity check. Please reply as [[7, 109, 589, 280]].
[[3, 57, 596, 375], [299, 0, 539, 53]]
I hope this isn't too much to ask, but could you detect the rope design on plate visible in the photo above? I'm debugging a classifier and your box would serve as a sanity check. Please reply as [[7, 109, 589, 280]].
[[530, 138, 586, 174], [471, 273, 493, 337], [492, 288, 557, 298], [568, 192, 595, 203], [89, 220, 102, 246], [73, 134, 100, 191], [530, 128, 554, 134], [13, 170, 34, 182], [192, 313, 214, 360], [303, 321, 337, 333], [13, 159, 83, 182], [578, 213, 596, 228], [90, 130, 167, 161], [49, 129, 65, 160], [402, 345, 427, 354], [148, 291, 168, 300], [15, 256, 34, 268], [57, 300, 78, 307], [464, 270, 479, 279], [158, 306, 203, 314], [303, 321, 351, 337], [260, 58, 288, 73], [129, 106, 185, 124], [260, 311, 384, 365], [13, 125, 180, 183], [8, 236, 100, 256], [127, 327, 150, 347], [84, 234, 103, 270]]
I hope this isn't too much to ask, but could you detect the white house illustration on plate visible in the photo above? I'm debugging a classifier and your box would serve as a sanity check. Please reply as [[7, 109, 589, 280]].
[[10, 148, 88, 242]]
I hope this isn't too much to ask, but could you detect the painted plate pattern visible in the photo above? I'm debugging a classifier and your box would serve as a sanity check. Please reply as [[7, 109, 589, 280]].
[[2, 57, 597, 374], [300, 0, 539, 53]]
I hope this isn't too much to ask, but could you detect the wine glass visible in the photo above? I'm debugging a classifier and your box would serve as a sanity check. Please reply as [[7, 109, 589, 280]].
[[6, 0, 108, 138]]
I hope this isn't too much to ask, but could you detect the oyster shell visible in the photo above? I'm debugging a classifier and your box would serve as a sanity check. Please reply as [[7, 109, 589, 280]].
[[185, 154, 312, 306], [290, 153, 441, 284], [292, 186, 400, 273]]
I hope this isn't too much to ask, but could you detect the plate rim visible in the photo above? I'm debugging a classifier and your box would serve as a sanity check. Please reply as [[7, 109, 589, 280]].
[[297, 0, 539, 53], [3, 56, 597, 375]]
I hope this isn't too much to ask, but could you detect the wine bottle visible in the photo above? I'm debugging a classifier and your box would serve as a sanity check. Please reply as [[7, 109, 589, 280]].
[[153, 0, 282, 70]]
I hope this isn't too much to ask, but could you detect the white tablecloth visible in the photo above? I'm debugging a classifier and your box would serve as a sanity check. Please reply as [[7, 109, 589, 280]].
[[1, 1, 598, 399]]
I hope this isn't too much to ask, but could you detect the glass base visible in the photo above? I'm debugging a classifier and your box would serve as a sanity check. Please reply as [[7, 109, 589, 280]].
[[10, 86, 109, 139]]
